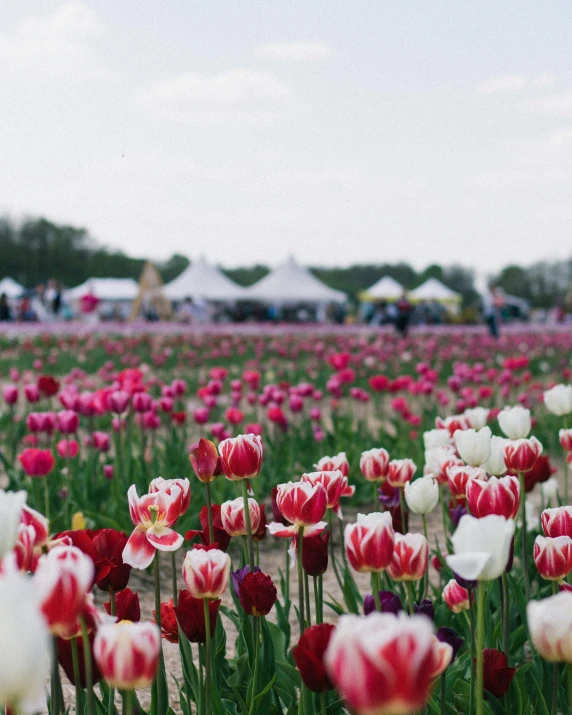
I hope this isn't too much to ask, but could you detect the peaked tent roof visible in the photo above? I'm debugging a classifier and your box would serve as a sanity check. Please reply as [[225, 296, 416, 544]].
[[360, 275, 404, 301], [244, 256, 346, 303], [67, 278, 139, 301], [0, 277, 25, 298], [164, 257, 246, 301], [410, 278, 461, 303]]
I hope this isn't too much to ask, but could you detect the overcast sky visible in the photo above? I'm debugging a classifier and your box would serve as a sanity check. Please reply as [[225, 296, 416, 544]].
[[1, 1, 571, 276]]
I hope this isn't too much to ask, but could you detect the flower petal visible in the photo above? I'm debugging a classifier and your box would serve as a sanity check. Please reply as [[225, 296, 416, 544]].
[[122, 524, 156, 569], [146, 526, 184, 552], [446, 553, 491, 582]]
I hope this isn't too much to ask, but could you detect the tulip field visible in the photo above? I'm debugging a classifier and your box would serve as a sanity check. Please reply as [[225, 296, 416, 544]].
[[3, 326, 572, 715]]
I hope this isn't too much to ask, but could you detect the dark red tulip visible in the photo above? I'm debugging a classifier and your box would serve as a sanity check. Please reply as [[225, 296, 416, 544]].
[[38, 375, 60, 397], [56, 529, 131, 592], [175, 589, 220, 643], [104, 587, 140, 622], [302, 531, 329, 576], [524, 455, 556, 493], [293, 624, 335, 692], [237, 571, 277, 617], [481, 649, 516, 698]]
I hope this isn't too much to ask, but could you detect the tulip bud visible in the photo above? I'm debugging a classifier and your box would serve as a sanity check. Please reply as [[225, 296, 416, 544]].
[[344, 512, 395, 573], [57, 439, 79, 459], [302, 531, 329, 576], [293, 624, 335, 692], [2, 385, 18, 406], [463, 407, 490, 430], [454, 427, 492, 467], [104, 588, 141, 622], [108, 390, 130, 415], [404, 476, 439, 514], [325, 613, 451, 715], [466, 475, 520, 520], [359, 448, 389, 482], [274, 481, 327, 527], [189, 438, 220, 484], [386, 458, 417, 488], [443, 579, 470, 613], [544, 384, 572, 416], [527, 592, 572, 662], [482, 436, 508, 476], [57, 410, 79, 434], [498, 405, 531, 440], [534, 535, 572, 581], [387, 532, 428, 582], [542, 506, 572, 539], [174, 590, 219, 643], [423, 429, 451, 450], [218, 434, 263, 481], [182, 547, 231, 599], [94, 621, 161, 689], [220, 497, 261, 537], [446, 514, 515, 582], [236, 570, 277, 616], [482, 648, 516, 698], [503, 437, 543, 473], [447, 466, 486, 503], [18, 448, 55, 477]]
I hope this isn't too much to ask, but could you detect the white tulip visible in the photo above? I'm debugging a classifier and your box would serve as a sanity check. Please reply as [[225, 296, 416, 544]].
[[525, 499, 540, 532], [544, 385, 572, 417], [404, 476, 439, 514], [498, 405, 531, 440], [0, 570, 49, 713], [454, 426, 492, 467], [446, 514, 515, 581], [527, 592, 572, 663], [423, 429, 451, 451], [540, 478, 559, 506], [463, 408, 490, 431], [482, 436, 508, 476], [0, 489, 27, 560]]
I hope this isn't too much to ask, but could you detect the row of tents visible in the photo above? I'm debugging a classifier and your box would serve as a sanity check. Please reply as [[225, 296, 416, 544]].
[[0, 257, 462, 309]]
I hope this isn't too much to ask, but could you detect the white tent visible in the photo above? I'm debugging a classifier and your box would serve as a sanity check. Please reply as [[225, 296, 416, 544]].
[[360, 275, 404, 302], [0, 277, 25, 298], [164, 257, 246, 301], [244, 256, 346, 304], [410, 278, 461, 304], [67, 278, 139, 301]]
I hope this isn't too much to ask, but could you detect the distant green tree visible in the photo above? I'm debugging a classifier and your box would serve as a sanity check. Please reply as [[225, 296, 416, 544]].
[[223, 265, 270, 286]]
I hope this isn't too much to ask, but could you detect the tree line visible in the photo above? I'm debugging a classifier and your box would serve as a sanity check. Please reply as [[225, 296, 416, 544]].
[[0, 216, 569, 308]]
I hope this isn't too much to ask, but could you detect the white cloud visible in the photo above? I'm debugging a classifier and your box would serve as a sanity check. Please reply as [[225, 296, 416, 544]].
[[0, 1, 105, 79], [527, 89, 572, 117], [137, 69, 294, 122], [254, 41, 331, 60], [477, 73, 557, 95], [477, 74, 527, 94]]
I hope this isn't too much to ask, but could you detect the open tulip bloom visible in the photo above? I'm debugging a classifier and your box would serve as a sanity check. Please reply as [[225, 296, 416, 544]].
[[122, 485, 184, 569]]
